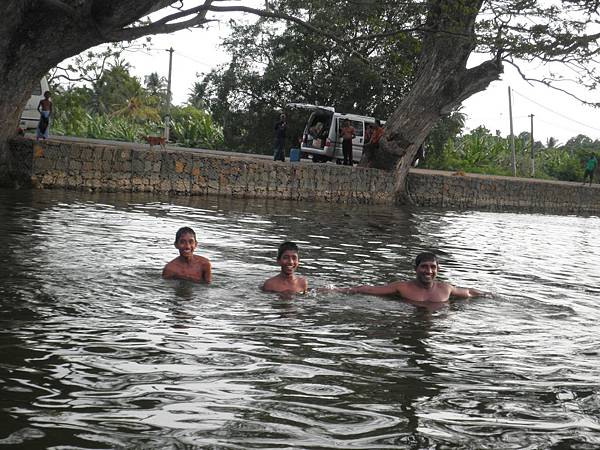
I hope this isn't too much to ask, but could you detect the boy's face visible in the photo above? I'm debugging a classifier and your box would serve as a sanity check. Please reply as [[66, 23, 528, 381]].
[[415, 260, 438, 284], [175, 232, 197, 259], [277, 250, 299, 275]]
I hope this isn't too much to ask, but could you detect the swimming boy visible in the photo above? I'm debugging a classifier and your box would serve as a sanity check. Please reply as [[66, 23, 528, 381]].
[[341, 252, 485, 303], [162, 227, 212, 283], [262, 241, 308, 294]]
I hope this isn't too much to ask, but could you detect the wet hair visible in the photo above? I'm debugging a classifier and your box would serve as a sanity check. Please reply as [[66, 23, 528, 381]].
[[415, 252, 438, 268], [277, 241, 299, 259], [174, 226, 197, 244]]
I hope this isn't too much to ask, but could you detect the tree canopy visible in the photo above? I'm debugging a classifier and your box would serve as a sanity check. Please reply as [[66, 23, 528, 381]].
[[199, 0, 419, 152]]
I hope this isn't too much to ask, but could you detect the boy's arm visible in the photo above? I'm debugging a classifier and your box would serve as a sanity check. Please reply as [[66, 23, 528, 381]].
[[203, 261, 212, 284], [450, 285, 488, 299], [345, 282, 401, 296], [300, 278, 308, 293]]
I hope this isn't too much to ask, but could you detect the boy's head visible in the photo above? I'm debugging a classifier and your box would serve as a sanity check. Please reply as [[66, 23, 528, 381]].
[[175, 227, 196, 244], [414, 252, 438, 268], [277, 241, 299, 260], [174, 227, 198, 258], [277, 241, 300, 274], [43, 91, 51, 99], [414, 252, 439, 284]]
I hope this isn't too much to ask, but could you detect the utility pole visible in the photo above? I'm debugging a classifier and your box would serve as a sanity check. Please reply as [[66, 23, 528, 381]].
[[508, 86, 517, 176], [164, 47, 174, 141], [529, 114, 535, 177]]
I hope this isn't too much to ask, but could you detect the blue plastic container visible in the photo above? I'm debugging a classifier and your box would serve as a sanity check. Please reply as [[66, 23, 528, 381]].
[[289, 148, 301, 162]]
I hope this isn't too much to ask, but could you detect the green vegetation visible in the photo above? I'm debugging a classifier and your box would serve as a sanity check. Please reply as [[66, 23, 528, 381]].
[[422, 126, 598, 182], [50, 62, 223, 149], [170, 106, 223, 149]]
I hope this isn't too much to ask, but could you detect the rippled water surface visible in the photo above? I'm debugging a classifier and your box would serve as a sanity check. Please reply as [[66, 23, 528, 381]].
[[1, 188, 600, 449]]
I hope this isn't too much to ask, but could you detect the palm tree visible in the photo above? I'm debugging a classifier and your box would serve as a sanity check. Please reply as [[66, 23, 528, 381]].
[[144, 72, 167, 97], [111, 96, 161, 122], [187, 80, 208, 110]]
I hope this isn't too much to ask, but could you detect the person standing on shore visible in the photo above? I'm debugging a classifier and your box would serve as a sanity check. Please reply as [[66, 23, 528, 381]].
[[273, 113, 287, 162], [583, 154, 598, 185], [36, 91, 52, 140], [359, 119, 384, 167], [340, 120, 356, 166]]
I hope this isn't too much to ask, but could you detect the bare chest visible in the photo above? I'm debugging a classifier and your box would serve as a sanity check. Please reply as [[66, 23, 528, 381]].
[[402, 283, 451, 302]]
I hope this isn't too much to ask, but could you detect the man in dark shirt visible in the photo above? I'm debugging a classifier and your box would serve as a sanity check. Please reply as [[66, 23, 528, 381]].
[[273, 113, 287, 161]]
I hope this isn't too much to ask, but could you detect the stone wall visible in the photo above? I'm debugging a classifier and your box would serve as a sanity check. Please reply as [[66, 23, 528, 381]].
[[407, 170, 600, 214], [6, 137, 600, 215], [8, 138, 395, 204]]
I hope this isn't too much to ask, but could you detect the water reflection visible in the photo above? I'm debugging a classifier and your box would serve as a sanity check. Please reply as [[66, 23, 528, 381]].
[[1, 188, 600, 449]]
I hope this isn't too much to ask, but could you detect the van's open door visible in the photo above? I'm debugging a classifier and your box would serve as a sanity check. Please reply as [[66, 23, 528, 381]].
[[286, 103, 335, 113]]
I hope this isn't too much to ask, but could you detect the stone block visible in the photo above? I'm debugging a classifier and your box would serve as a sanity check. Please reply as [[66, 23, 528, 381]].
[[69, 160, 82, 171]]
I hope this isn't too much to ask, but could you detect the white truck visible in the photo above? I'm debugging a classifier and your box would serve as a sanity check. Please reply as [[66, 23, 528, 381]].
[[288, 103, 384, 164]]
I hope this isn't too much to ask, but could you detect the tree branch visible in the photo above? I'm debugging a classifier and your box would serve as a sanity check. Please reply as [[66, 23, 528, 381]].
[[40, 0, 77, 17], [103, 3, 370, 63], [505, 59, 600, 107]]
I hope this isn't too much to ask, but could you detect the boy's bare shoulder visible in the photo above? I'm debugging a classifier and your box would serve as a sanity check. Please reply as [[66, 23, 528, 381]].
[[262, 275, 281, 291], [192, 255, 211, 265], [162, 258, 180, 278], [163, 257, 180, 270], [298, 277, 308, 291]]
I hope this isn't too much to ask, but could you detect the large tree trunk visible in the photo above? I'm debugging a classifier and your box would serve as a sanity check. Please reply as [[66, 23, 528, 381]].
[[0, 1, 168, 184], [360, 0, 503, 202], [0, 82, 36, 185]]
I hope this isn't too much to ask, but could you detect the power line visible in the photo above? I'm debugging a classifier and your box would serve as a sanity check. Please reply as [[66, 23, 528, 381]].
[[511, 88, 600, 133], [534, 116, 588, 137], [149, 47, 216, 68], [175, 50, 218, 68]]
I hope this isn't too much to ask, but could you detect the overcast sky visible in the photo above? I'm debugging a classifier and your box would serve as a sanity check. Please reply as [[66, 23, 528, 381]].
[[122, 9, 600, 146]]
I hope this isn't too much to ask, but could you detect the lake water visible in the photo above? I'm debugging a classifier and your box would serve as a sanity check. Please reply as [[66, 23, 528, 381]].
[[1, 188, 600, 449]]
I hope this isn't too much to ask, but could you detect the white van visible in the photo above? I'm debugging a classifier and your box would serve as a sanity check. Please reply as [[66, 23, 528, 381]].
[[288, 103, 383, 163], [19, 77, 50, 130]]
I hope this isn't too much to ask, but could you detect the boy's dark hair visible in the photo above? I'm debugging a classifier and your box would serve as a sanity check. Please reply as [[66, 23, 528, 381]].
[[175, 226, 196, 244], [277, 241, 299, 259], [415, 252, 438, 268]]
